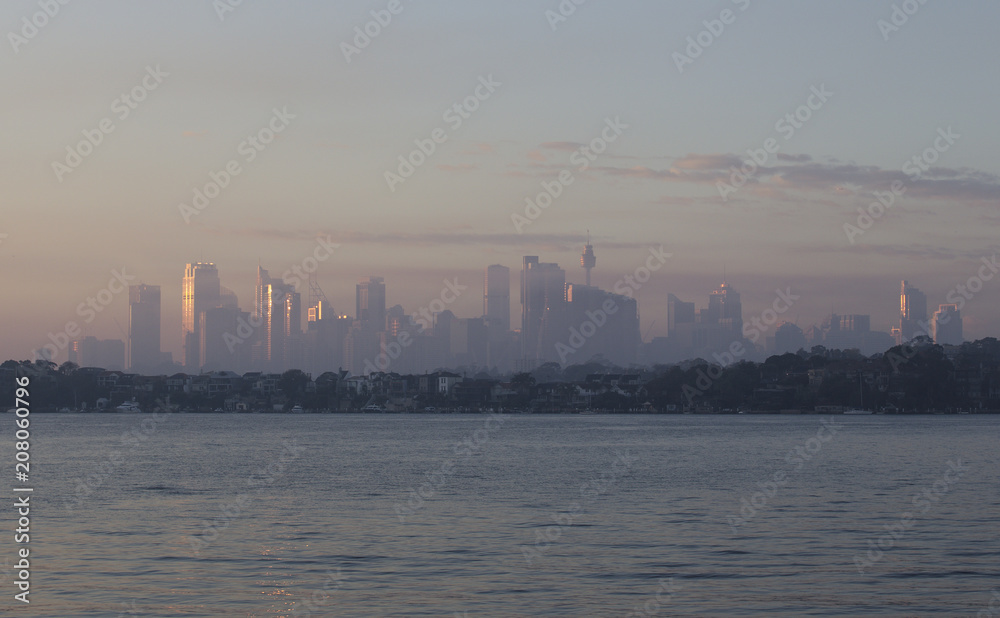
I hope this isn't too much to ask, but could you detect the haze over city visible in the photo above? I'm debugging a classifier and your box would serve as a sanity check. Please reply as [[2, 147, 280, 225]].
[[7, 3, 1000, 616], [4, 0, 1000, 366]]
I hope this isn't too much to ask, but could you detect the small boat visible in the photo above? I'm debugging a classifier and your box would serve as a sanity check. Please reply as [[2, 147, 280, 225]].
[[288, 405, 305, 414], [116, 401, 141, 413]]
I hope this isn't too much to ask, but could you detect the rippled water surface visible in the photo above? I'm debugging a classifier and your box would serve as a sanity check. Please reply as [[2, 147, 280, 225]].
[[11, 414, 1000, 616]]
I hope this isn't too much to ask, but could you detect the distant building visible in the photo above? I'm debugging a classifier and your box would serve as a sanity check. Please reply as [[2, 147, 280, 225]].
[[773, 321, 806, 354], [931, 304, 963, 345], [356, 276, 386, 330], [255, 265, 301, 372], [666, 282, 745, 362], [484, 264, 510, 340], [899, 280, 928, 342], [128, 284, 160, 372], [667, 293, 695, 333], [561, 284, 639, 366], [182, 262, 221, 370], [71, 337, 124, 370], [521, 256, 566, 363], [199, 306, 239, 371], [580, 234, 596, 286], [811, 313, 893, 355], [305, 303, 350, 376], [450, 317, 489, 367]]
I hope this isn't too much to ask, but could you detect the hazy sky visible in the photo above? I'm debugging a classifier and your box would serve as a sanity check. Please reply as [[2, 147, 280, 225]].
[[3, 0, 1000, 364]]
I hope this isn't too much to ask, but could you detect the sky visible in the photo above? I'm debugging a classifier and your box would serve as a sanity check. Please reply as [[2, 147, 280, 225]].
[[2, 0, 1000, 364]]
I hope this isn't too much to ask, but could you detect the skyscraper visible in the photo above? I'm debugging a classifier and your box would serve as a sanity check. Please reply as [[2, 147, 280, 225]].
[[931, 304, 963, 345], [520, 256, 566, 363], [256, 265, 301, 371], [199, 306, 238, 371], [706, 281, 742, 332], [563, 284, 639, 365], [580, 234, 596, 287], [899, 280, 928, 342], [182, 263, 221, 370], [484, 264, 510, 340], [356, 276, 386, 329], [128, 284, 160, 372]]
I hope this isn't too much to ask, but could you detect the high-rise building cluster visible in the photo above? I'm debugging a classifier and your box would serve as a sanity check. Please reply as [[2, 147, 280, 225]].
[[52, 245, 967, 375]]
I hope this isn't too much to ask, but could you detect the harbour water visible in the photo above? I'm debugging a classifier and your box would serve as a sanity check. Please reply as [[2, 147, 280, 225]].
[[13, 413, 1000, 616]]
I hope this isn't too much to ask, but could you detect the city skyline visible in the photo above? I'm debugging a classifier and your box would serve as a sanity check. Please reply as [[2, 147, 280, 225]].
[[4, 1, 1000, 365], [29, 245, 979, 375]]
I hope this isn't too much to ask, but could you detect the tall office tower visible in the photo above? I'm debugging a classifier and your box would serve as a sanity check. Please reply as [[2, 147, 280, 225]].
[[199, 306, 238, 371], [838, 314, 871, 333], [385, 304, 406, 337], [308, 300, 333, 324], [667, 293, 695, 334], [449, 317, 489, 367], [128, 284, 161, 372], [356, 276, 386, 329], [900, 280, 928, 342], [484, 264, 510, 340], [182, 263, 221, 370], [255, 265, 272, 326], [820, 314, 882, 354], [282, 290, 303, 371], [931, 304, 963, 345], [580, 233, 596, 286], [255, 266, 272, 366], [255, 266, 301, 371], [520, 256, 566, 362], [707, 282, 742, 324], [563, 284, 639, 366]]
